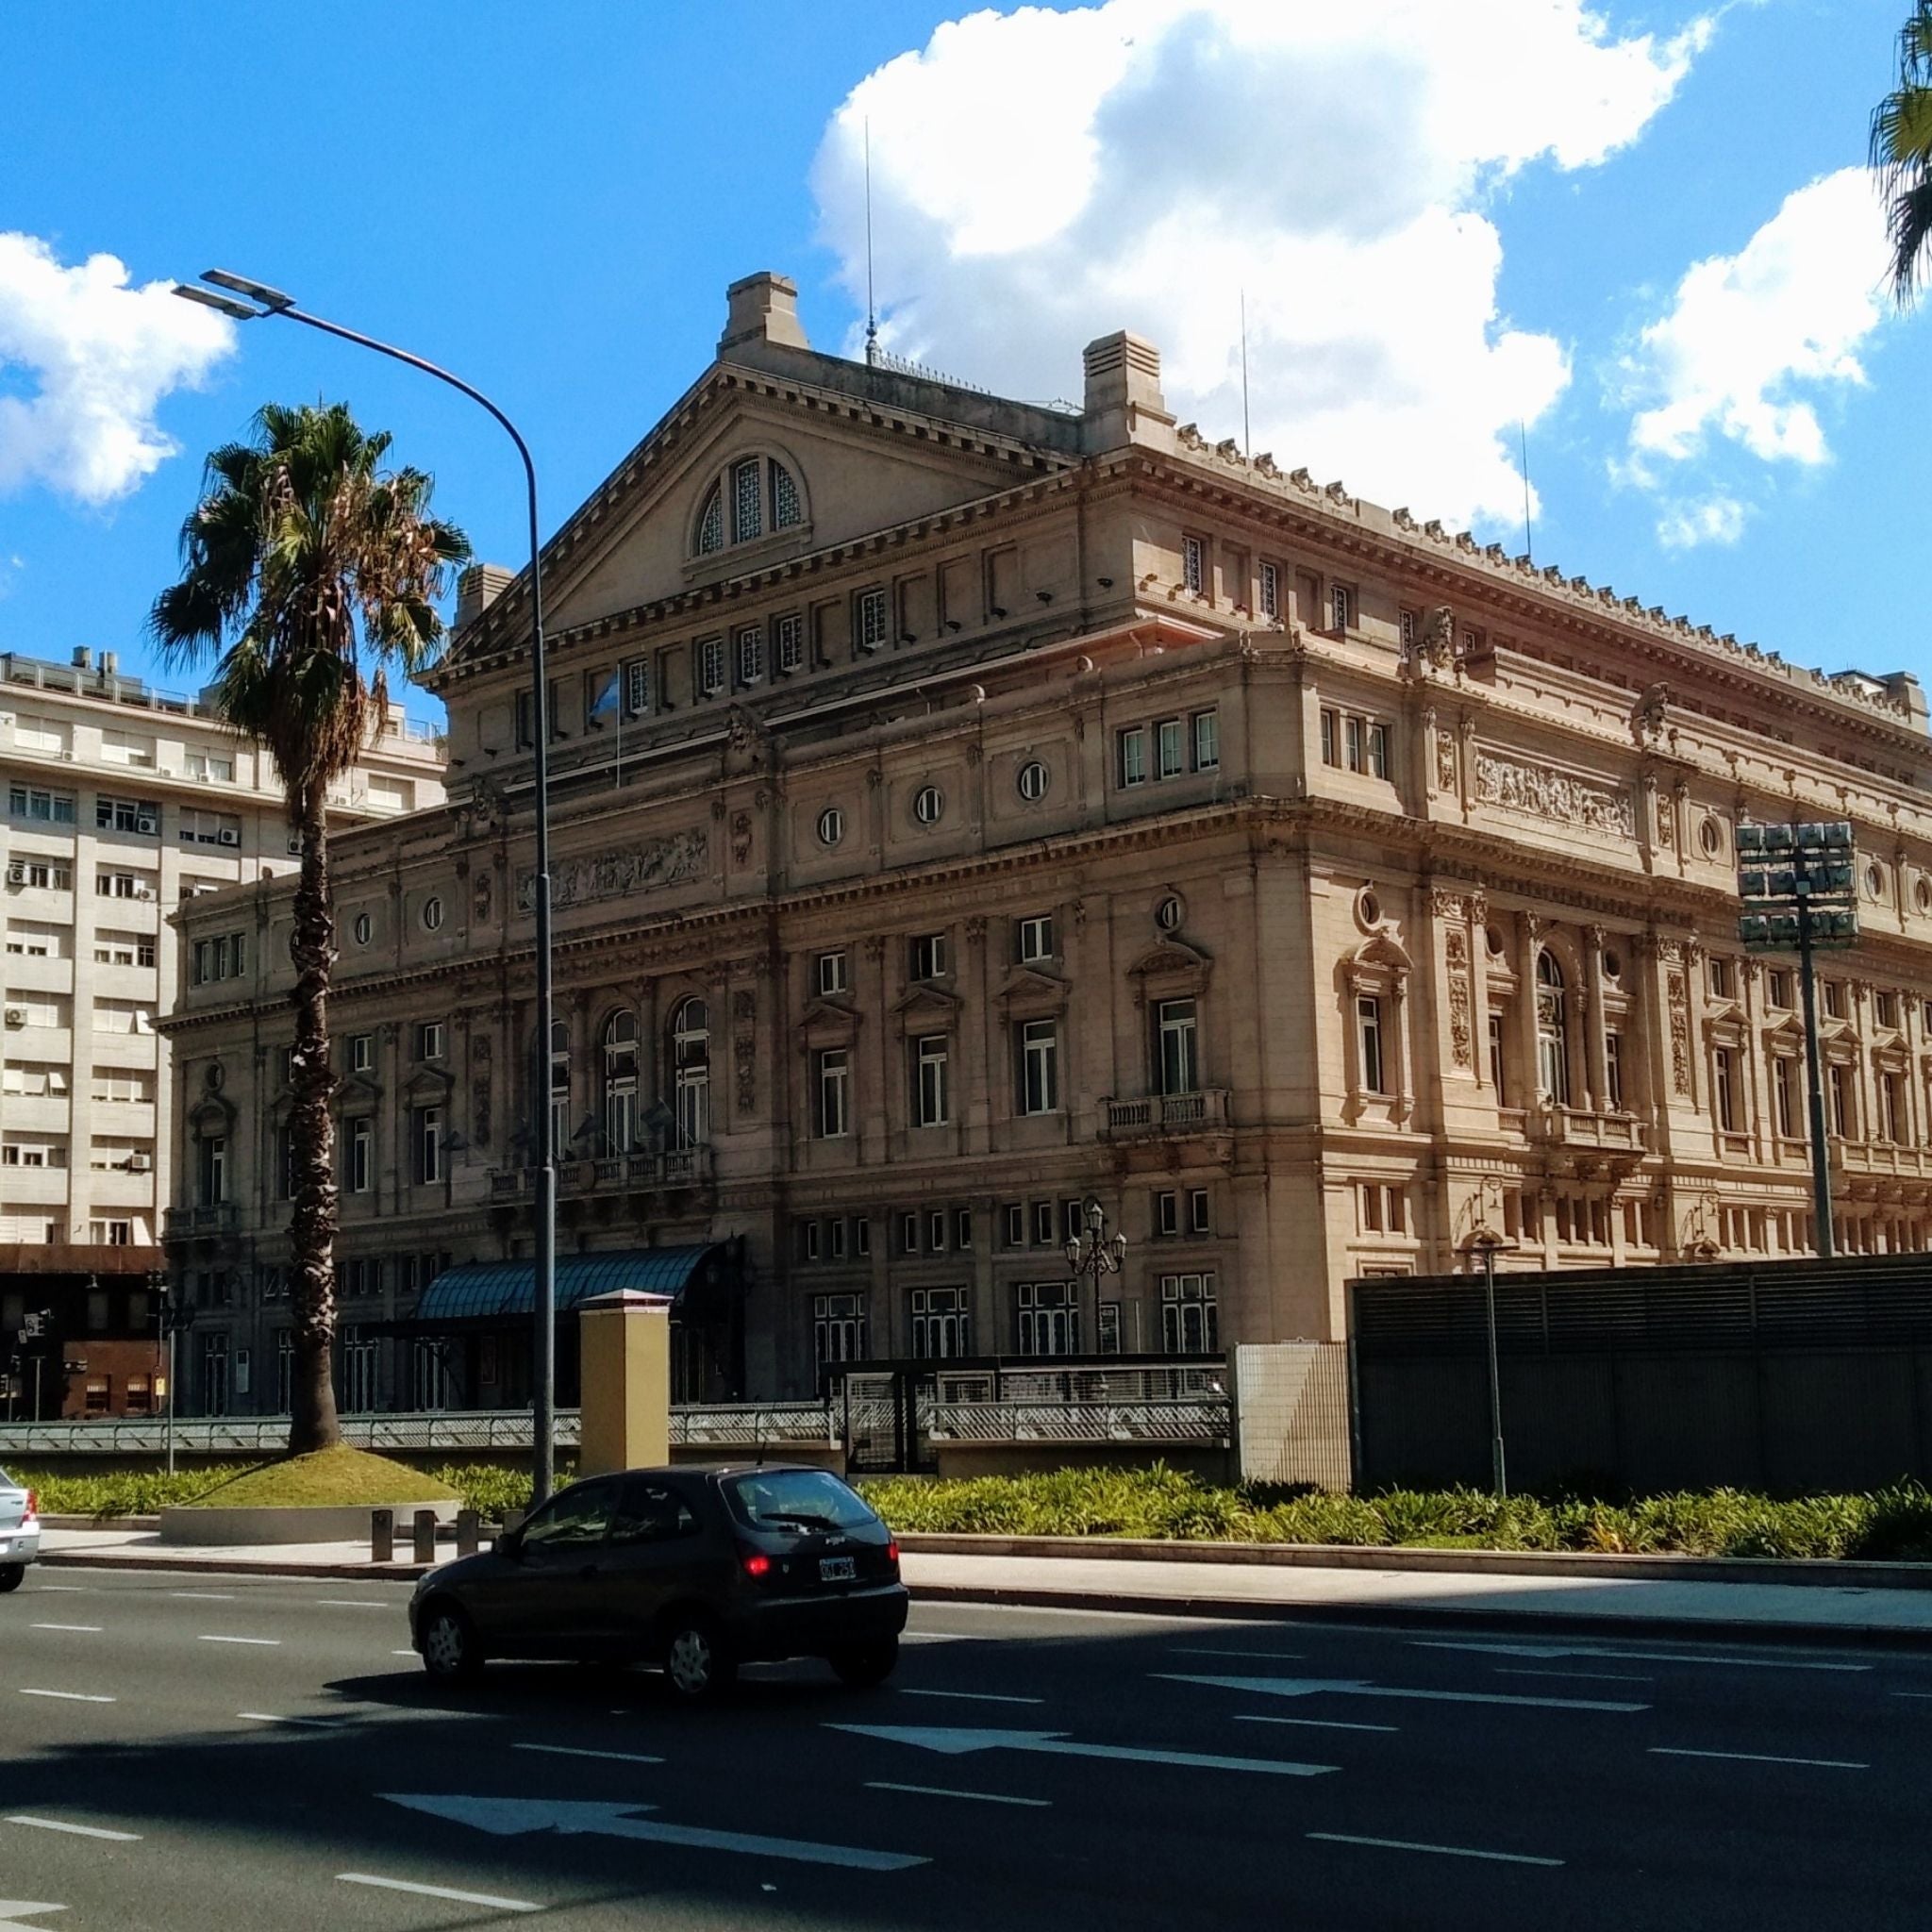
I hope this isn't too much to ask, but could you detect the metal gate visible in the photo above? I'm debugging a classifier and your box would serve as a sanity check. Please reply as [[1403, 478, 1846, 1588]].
[[838, 1369, 936, 1474]]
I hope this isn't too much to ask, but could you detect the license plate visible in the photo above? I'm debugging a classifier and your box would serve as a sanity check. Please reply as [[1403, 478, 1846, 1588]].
[[818, 1556, 856, 1583]]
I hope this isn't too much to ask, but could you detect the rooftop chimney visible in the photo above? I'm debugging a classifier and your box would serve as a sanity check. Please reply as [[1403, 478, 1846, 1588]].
[[1080, 331, 1174, 454], [72, 646, 92, 672], [719, 272, 810, 358], [455, 562, 516, 630]]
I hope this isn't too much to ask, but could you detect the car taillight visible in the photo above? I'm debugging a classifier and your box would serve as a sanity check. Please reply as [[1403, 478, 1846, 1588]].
[[23, 1491, 35, 1522], [887, 1540, 899, 1567], [741, 1551, 772, 1580]]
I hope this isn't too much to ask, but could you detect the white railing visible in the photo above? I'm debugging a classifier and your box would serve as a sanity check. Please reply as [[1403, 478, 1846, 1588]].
[[926, 1398, 1232, 1443], [670, 1402, 836, 1447]]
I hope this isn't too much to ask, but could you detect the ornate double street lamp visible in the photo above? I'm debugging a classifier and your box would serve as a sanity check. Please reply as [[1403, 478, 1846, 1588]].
[[1064, 1198, 1127, 1350], [1737, 822, 1858, 1261], [171, 272, 559, 1504]]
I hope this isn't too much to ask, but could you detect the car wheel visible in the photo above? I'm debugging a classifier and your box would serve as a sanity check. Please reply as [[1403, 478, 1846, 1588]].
[[660, 1615, 735, 1704], [419, 1602, 482, 1684], [0, 1565, 23, 1594], [830, 1638, 899, 1688]]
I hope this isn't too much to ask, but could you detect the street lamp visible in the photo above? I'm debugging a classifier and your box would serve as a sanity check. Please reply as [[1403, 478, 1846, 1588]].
[[171, 270, 559, 1506], [1460, 1224, 1519, 1497], [151, 1274, 191, 1477], [1063, 1197, 1127, 1352], [1737, 821, 1858, 1261]]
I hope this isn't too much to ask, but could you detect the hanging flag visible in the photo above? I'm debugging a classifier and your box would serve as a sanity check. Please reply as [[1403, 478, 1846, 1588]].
[[590, 671, 622, 722]]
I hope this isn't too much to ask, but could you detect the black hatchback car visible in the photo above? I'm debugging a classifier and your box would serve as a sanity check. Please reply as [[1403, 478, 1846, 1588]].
[[408, 1463, 907, 1701]]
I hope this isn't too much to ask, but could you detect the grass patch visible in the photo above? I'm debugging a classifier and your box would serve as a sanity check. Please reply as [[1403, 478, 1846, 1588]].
[[186, 1447, 458, 1509], [19, 1458, 561, 1521]]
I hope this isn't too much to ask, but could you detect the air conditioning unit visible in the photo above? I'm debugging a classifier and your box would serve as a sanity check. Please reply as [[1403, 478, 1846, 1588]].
[[6, 861, 24, 886], [127, 1153, 152, 1173], [217, 826, 240, 847], [136, 814, 158, 835], [133, 884, 155, 900], [4, 1008, 25, 1027]]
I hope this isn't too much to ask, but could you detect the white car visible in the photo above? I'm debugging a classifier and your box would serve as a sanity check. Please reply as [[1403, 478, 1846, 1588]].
[[0, 1466, 40, 1591]]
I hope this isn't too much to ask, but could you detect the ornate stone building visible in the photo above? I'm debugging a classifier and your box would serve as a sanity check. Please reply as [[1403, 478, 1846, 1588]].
[[162, 270, 1932, 1413]]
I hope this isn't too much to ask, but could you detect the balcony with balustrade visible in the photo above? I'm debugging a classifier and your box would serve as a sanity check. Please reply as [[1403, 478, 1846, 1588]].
[[488, 1144, 715, 1207], [1099, 1089, 1233, 1139]]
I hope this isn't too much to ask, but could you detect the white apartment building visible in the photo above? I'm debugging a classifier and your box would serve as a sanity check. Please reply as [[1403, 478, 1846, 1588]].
[[0, 644, 444, 1417]]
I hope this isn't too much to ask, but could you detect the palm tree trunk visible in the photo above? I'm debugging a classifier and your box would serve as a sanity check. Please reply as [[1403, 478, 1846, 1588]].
[[286, 774, 342, 1455]]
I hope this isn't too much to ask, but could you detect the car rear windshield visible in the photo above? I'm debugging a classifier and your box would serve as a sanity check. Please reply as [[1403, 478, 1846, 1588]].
[[0, 1466, 12, 1491], [724, 1469, 878, 1533]]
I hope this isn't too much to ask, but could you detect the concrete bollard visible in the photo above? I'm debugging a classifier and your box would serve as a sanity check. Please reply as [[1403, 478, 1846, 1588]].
[[496, 1507, 525, 1551], [456, 1508, 479, 1557], [411, 1507, 437, 1564], [371, 1507, 393, 1565]]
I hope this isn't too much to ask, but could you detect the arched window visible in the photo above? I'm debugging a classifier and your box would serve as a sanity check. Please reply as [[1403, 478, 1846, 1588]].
[[692, 458, 804, 558], [1535, 951, 1570, 1105], [603, 1010, 639, 1155], [695, 484, 724, 555], [671, 997, 709, 1149], [548, 1018, 572, 1159]]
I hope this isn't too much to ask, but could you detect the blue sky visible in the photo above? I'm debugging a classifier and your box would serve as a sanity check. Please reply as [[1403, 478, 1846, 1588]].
[[1, 1, 1924, 725]]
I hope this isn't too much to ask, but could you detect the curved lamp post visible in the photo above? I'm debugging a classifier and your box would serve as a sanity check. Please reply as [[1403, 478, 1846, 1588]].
[[171, 272, 558, 1506], [1064, 1197, 1127, 1352]]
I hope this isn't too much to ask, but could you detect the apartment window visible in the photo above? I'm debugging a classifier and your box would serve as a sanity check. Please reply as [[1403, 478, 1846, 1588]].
[[1708, 957, 1734, 1000], [695, 635, 724, 698], [1824, 981, 1844, 1020], [1884, 1071, 1907, 1145], [93, 932, 155, 969], [1774, 1056, 1799, 1139], [735, 624, 764, 688], [812, 1293, 867, 1371], [1161, 1274, 1218, 1354], [92, 1067, 150, 1104], [926, 1209, 948, 1253], [1605, 1032, 1624, 1112], [815, 1048, 851, 1139], [816, 950, 848, 996], [515, 688, 535, 749], [1031, 1200, 1054, 1245], [274, 1122, 293, 1201], [1258, 559, 1280, 620], [1015, 1279, 1079, 1356], [1003, 1203, 1024, 1246], [1344, 715, 1364, 774], [1, 1141, 62, 1168], [96, 870, 143, 900], [9, 859, 70, 891], [623, 656, 650, 717], [955, 1208, 973, 1251], [92, 999, 152, 1035], [184, 750, 233, 782], [911, 1287, 971, 1359], [1189, 1188, 1211, 1235], [774, 612, 804, 675], [828, 1217, 847, 1262], [346, 1117, 373, 1193], [1061, 1198, 1084, 1244], [1330, 584, 1352, 632], [413, 1105, 443, 1187], [914, 1036, 950, 1128], [9, 785, 75, 824], [857, 586, 889, 653], [1157, 997, 1200, 1096], [197, 1134, 227, 1206], [1181, 534, 1206, 595], [547, 676, 569, 740], [92, 1219, 134, 1248], [898, 1210, 919, 1256], [799, 1219, 822, 1263], [1192, 711, 1220, 773], [1829, 1061, 1851, 1138], [854, 1216, 871, 1257], [1768, 969, 1791, 1009], [415, 1021, 446, 1061], [1019, 1018, 1059, 1115], [350, 1033, 374, 1074], [1366, 724, 1389, 779], [909, 932, 948, 981], [1713, 1048, 1739, 1133], [4, 925, 54, 958], [1877, 990, 1900, 1030], [96, 795, 160, 836], [1118, 726, 1147, 788], [1357, 995, 1387, 1095], [1157, 718, 1185, 780], [192, 932, 247, 985], [1320, 709, 1338, 767], [1155, 1190, 1180, 1238]]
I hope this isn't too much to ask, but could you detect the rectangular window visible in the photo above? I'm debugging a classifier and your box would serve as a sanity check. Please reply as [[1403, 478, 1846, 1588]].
[[1769, 969, 1791, 1009], [1061, 1198, 1084, 1244], [1709, 957, 1734, 1000], [1344, 715, 1364, 773], [183, 749, 233, 782], [1878, 990, 1900, 1030], [1015, 1279, 1079, 1357], [1714, 1047, 1739, 1133], [413, 1105, 442, 1187], [1774, 1056, 1798, 1139], [1192, 710, 1220, 773], [96, 870, 143, 899], [1189, 1187, 1210, 1235], [350, 1033, 374, 1074], [1360, 1181, 1383, 1233], [1824, 981, 1844, 1020], [1032, 1200, 1054, 1245], [1367, 723, 1389, 780], [93, 931, 156, 969], [857, 586, 889, 653], [1004, 1203, 1024, 1246], [926, 1208, 947, 1253], [815, 1048, 850, 1139], [1320, 709, 1338, 767], [275, 1122, 292, 1201], [897, 1209, 919, 1256], [1157, 718, 1184, 779], [911, 1285, 971, 1359], [695, 635, 724, 697], [774, 612, 804, 675], [1330, 584, 1352, 632], [732, 456, 763, 543], [347, 1117, 373, 1193], [854, 1216, 871, 1257], [1156, 1190, 1178, 1237], [1606, 1032, 1624, 1111], [816, 950, 848, 996], [1017, 914, 1055, 964], [95, 795, 160, 836], [915, 1035, 950, 1128], [1161, 1274, 1219, 1354], [1884, 1072, 1907, 1145], [548, 675, 568, 740], [8, 785, 75, 824], [735, 623, 764, 688], [9, 860, 70, 891], [955, 1208, 973, 1251], [1157, 997, 1199, 1095], [197, 1134, 227, 1206], [1117, 726, 1147, 788], [800, 1219, 821, 1262], [1181, 534, 1206, 595], [1019, 1018, 1059, 1115], [515, 688, 534, 749], [909, 932, 948, 981], [415, 1021, 445, 1062], [1829, 1061, 1850, 1138], [1258, 559, 1280, 620], [177, 808, 242, 847], [812, 1292, 867, 1370], [623, 656, 650, 718], [1357, 995, 1386, 1095], [1399, 608, 1418, 648], [828, 1217, 847, 1261]]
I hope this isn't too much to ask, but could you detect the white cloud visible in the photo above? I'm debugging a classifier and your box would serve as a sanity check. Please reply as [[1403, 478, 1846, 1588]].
[[812, 0, 1709, 530], [1625, 168, 1890, 477], [1657, 494, 1747, 550], [0, 233, 234, 506]]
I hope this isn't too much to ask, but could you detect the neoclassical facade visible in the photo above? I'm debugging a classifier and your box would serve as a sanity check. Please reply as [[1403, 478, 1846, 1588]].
[[162, 270, 1932, 1413]]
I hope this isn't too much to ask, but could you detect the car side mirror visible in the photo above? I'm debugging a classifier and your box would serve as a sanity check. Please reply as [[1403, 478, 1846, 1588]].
[[496, 1526, 525, 1559]]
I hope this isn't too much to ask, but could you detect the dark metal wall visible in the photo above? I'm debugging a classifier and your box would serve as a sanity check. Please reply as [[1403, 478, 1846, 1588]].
[[1349, 1255, 1932, 1495]]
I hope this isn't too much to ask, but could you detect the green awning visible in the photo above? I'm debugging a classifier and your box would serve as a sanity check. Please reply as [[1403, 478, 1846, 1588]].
[[412, 1245, 726, 1325]]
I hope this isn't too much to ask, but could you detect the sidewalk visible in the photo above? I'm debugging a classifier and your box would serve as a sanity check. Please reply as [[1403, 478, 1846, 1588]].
[[36, 1525, 1932, 1646]]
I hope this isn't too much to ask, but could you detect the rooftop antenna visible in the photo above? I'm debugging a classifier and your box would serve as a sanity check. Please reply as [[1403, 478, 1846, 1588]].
[[1240, 290, 1251, 458], [863, 117, 880, 368], [1519, 420, 1533, 566]]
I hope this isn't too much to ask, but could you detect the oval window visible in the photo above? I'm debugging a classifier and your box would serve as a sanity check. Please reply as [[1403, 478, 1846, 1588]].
[[913, 785, 944, 826], [353, 912, 372, 946], [1358, 890, 1381, 928], [1485, 924, 1505, 958], [1867, 863, 1885, 900], [817, 807, 844, 847], [1156, 893, 1185, 932], [1916, 877, 1931, 915], [1017, 760, 1049, 803], [1699, 818, 1722, 858], [1602, 948, 1623, 981], [423, 895, 443, 932]]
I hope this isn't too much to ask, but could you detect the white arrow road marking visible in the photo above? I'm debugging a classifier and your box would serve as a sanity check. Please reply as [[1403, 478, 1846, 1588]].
[[0, 1904, 67, 1932], [826, 1723, 1337, 1777], [1156, 1674, 1649, 1714], [1412, 1640, 1868, 1674], [380, 1794, 927, 1872], [6, 1818, 140, 1841], [338, 1874, 538, 1913]]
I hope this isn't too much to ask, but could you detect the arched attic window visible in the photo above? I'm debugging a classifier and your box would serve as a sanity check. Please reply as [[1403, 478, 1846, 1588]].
[[693, 456, 805, 557]]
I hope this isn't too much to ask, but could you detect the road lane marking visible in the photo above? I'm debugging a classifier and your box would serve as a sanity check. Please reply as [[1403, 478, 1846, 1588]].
[[899, 1689, 1045, 1707], [901, 1632, 989, 1644], [1170, 1647, 1307, 1661], [512, 1744, 664, 1767], [316, 1600, 386, 1609], [1308, 1831, 1562, 1868], [866, 1781, 1050, 1807], [1236, 1714, 1400, 1735], [1495, 1669, 1655, 1684], [238, 1713, 342, 1730], [391, 1649, 417, 1657], [1414, 1640, 1867, 1674], [197, 1635, 280, 1647], [829, 1722, 1336, 1778], [1158, 1673, 1649, 1714], [1649, 1746, 1867, 1770], [1890, 1690, 1932, 1700], [18, 1690, 114, 1704], [29, 1625, 101, 1635], [7, 1816, 141, 1841], [32, 1585, 86, 1592], [338, 1874, 539, 1912], [169, 1591, 235, 1601]]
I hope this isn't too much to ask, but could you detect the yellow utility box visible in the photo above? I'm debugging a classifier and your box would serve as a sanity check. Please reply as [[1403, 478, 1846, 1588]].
[[576, 1290, 673, 1477]]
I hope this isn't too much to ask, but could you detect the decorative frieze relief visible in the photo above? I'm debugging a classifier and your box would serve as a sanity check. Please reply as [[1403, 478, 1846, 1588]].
[[1668, 969, 1692, 1094], [515, 825, 708, 913], [1475, 751, 1634, 840], [1435, 729, 1457, 794], [1444, 924, 1474, 1069], [732, 988, 757, 1112]]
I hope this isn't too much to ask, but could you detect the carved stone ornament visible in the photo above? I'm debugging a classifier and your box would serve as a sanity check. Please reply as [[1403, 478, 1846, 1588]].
[[474, 872, 492, 923], [1444, 924, 1474, 1068], [1422, 605, 1456, 671], [1668, 971, 1692, 1094], [473, 1074, 491, 1150], [1435, 730, 1457, 793], [731, 989, 756, 1024], [730, 810, 753, 868], [1475, 752, 1633, 840], [515, 825, 708, 913], [1631, 681, 1671, 748]]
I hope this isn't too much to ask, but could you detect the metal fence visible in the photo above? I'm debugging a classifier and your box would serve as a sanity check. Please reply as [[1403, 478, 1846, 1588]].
[[0, 1410, 586, 1458], [928, 1397, 1230, 1444], [669, 1402, 837, 1448]]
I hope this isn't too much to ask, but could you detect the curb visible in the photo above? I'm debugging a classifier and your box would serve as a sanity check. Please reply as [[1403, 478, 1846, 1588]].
[[41, 1549, 429, 1583]]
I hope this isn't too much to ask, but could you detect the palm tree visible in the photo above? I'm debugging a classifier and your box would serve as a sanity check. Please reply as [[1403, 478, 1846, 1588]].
[[1873, 1, 1932, 305], [151, 402, 468, 1455]]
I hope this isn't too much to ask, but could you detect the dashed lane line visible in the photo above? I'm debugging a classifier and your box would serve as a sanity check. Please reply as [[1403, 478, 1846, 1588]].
[[866, 1781, 1050, 1808], [1170, 1647, 1308, 1661], [1308, 1831, 1562, 1868], [29, 1624, 102, 1634], [1649, 1746, 1868, 1771], [338, 1874, 540, 1913], [168, 1592, 235, 1602], [196, 1635, 280, 1647], [238, 1713, 344, 1730], [1236, 1714, 1400, 1735], [899, 1689, 1045, 1707], [18, 1689, 115, 1704], [316, 1600, 387, 1609], [7, 1816, 142, 1841], [513, 1743, 664, 1767], [1495, 1669, 1655, 1685]]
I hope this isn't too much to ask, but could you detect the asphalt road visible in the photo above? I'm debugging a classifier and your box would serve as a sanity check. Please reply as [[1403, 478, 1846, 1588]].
[[1, 1568, 1928, 1930]]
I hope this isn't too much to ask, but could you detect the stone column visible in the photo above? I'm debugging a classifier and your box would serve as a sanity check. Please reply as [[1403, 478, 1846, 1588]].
[[576, 1291, 671, 1476], [1585, 926, 1611, 1115]]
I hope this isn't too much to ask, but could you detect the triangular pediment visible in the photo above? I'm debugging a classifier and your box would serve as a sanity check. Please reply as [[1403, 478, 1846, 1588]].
[[798, 995, 861, 1043], [996, 965, 1070, 1017], [891, 983, 964, 1032], [1127, 937, 1213, 981], [402, 1063, 456, 1101]]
